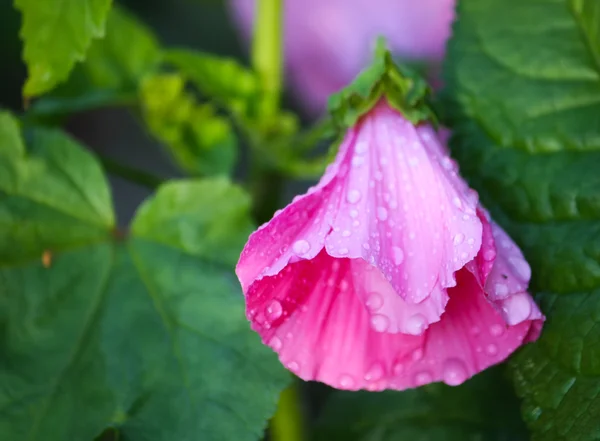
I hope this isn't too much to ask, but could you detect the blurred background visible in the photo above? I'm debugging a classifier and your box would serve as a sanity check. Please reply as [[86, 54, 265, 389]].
[[0, 0, 273, 225]]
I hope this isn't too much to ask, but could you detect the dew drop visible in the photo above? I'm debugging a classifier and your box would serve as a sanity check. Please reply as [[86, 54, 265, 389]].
[[453, 233, 465, 245], [486, 343, 498, 355], [339, 374, 355, 388], [347, 189, 362, 204], [292, 239, 310, 255], [452, 196, 462, 208], [366, 292, 384, 311], [392, 246, 404, 265], [442, 359, 468, 386], [374, 171, 383, 181], [392, 362, 404, 376], [370, 314, 390, 332], [413, 371, 432, 386], [501, 293, 532, 325], [406, 314, 427, 335], [412, 348, 424, 361], [408, 157, 419, 167], [483, 249, 496, 261], [338, 248, 349, 255], [355, 141, 368, 154], [340, 280, 349, 291], [287, 361, 300, 373], [268, 336, 282, 351], [349, 209, 359, 218], [490, 324, 505, 337], [362, 243, 371, 250], [470, 325, 480, 335], [377, 206, 388, 221], [266, 300, 283, 320], [342, 230, 352, 237], [364, 363, 384, 381]]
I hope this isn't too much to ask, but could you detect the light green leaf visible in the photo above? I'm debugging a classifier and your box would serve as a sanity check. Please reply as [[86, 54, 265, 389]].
[[165, 49, 259, 117], [14, 0, 113, 97], [313, 367, 529, 441], [140, 74, 237, 176], [0, 114, 289, 440], [442, 0, 600, 439], [30, 5, 160, 116]]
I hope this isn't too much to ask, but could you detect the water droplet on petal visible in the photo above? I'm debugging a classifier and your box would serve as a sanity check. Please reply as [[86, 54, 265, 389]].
[[377, 206, 388, 221], [392, 246, 404, 265], [347, 189, 361, 204], [362, 243, 371, 250], [442, 359, 468, 386], [486, 343, 498, 355], [501, 293, 532, 325], [483, 249, 496, 261], [266, 300, 283, 320], [339, 374, 355, 388], [355, 142, 368, 154], [342, 230, 351, 237], [452, 196, 462, 208], [490, 324, 505, 337], [406, 314, 427, 335], [453, 233, 465, 245], [470, 325, 480, 335], [338, 248, 349, 255], [287, 361, 300, 372], [413, 371, 432, 386], [364, 363, 384, 381], [293, 239, 310, 255], [366, 292, 384, 311], [349, 209, 359, 218], [392, 362, 404, 376], [268, 336, 282, 351], [412, 348, 424, 361], [371, 314, 390, 332], [351, 156, 365, 167]]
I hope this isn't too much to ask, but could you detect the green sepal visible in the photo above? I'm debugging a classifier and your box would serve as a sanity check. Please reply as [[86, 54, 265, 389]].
[[327, 38, 436, 129]]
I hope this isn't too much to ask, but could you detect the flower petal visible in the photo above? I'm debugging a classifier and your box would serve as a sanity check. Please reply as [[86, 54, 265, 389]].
[[246, 252, 539, 391], [324, 102, 482, 305]]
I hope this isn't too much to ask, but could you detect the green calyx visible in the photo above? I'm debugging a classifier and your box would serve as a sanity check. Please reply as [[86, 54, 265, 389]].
[[327, 38, 437, 129]]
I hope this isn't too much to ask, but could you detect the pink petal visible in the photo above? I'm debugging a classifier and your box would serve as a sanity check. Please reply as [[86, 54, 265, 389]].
[[246, 252, 539, 391], [238, 101, 482, 334]]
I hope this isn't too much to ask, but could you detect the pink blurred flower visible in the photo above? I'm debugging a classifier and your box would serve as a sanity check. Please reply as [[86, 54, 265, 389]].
[[236, 101, 544, 391], [228, 0, 455, 115]]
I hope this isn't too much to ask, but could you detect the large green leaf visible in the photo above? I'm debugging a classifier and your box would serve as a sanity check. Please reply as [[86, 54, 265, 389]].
[[0, 112, 288, 440], [442, 0, 600, 440], [30, 5, 160, 117], [14, 0, 113, 97], [313, 367, 529, 441]]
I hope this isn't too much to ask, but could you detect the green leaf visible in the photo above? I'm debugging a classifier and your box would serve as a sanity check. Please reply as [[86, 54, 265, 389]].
[[140, 74, 237, 176], [442, 0, 600, 439], [327, 38, 436, 130], [313, 367, 529, 441], [0, 113, 289, 440], [15, 0, 113, 97], [29, 5, 160, 117], [164, 49, 259, 118]]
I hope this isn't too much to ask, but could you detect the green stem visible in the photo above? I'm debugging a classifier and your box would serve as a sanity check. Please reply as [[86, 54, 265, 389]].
[[251, 0, 283, 118], [270, 381, 305, 441], [99, 155, 164, 190]]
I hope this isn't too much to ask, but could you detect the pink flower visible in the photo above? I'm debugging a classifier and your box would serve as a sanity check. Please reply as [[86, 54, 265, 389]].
[[236, 101, 544, 391], [228, 0, 455, 115]]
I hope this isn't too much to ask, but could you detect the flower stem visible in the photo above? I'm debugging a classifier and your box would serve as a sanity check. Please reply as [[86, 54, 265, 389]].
[[270, 381, 305, 441], [252, 0, 283, 119]]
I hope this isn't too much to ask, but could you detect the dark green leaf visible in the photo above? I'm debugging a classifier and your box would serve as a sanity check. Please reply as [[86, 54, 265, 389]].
[[442, 0, 600, 439], [328, 38, 436, 130], [140, 74, 237, 176], [313, 367, 529, 441], [29, 5, 160, 116], [0, 112, 289, 440], [14, 0, 113, 97]]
